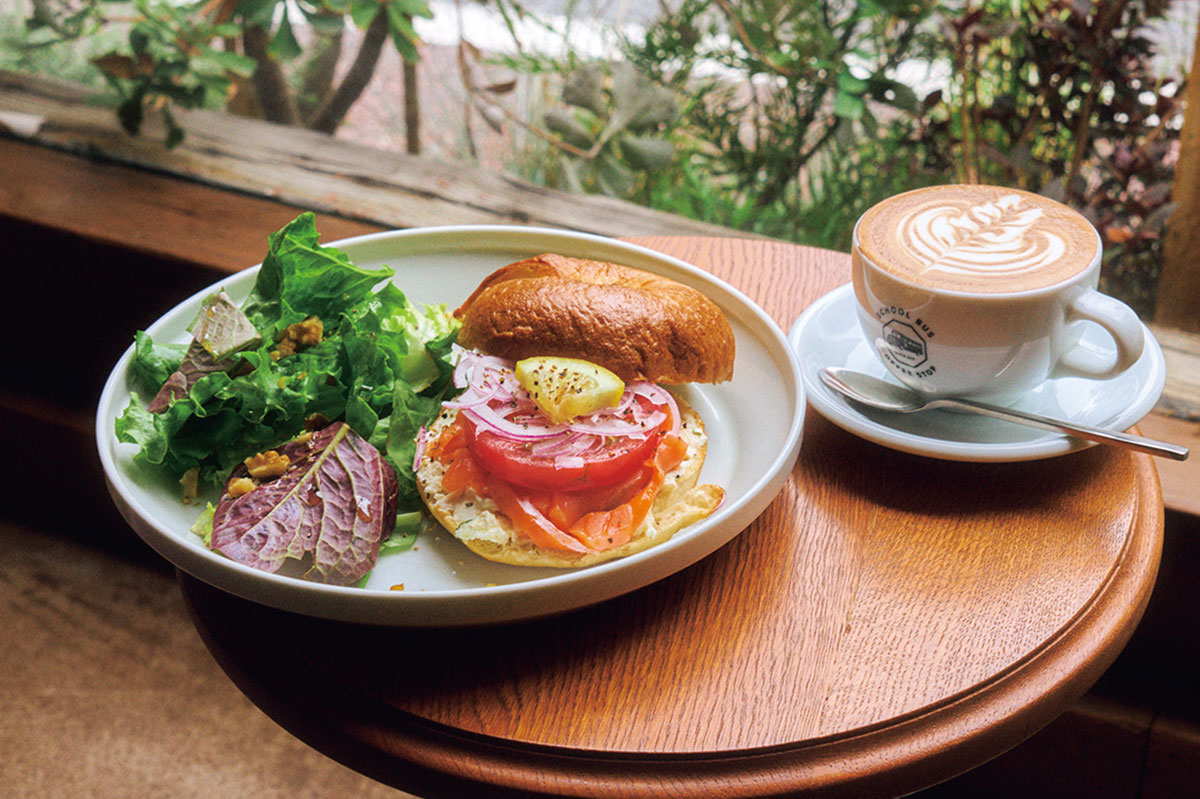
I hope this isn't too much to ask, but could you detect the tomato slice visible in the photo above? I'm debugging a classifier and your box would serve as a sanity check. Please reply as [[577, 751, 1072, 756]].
[[463, 408, 668, 492]]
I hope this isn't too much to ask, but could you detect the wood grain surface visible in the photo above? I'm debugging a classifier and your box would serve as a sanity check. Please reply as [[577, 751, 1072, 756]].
[[0, 138, 382, 273], [176, 237, 1164, 798], [0, 71, 746, 239]]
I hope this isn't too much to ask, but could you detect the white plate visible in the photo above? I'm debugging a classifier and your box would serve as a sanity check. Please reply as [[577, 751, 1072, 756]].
[[789, 284, 1165, 462], [97, 226, 804, 626]]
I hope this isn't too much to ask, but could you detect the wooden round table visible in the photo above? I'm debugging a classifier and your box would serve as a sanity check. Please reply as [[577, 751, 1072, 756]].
[[177, 237, 1163, 799]]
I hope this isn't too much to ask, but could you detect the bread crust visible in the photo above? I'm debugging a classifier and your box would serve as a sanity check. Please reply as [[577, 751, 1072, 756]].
[[415, 393, 724, 568], [454, 254, 735, 384]]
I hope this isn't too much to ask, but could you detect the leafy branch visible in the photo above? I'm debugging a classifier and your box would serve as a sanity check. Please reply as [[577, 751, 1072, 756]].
[[461, 25, 681, 199], [23, 0, 433, 147]]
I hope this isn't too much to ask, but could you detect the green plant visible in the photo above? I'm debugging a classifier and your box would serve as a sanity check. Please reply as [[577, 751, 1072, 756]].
[[20, 0, 433, 147], [917, 0, 1183, 316], [2, 2, 116, 87], [542, 60, 679, 198], [620, 0, 1184, 315], [623, 0, 941, 247], [458, 1, 682, 201]]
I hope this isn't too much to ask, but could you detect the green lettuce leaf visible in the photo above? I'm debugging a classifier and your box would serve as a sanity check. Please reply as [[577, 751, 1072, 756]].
[[385, 380, 446, 509], [242, 211, 395, 337], [116, 212, 460, 515], [380, 511, 424, 555], [190, 502, 215, 546], [129, 330, 186, 394]]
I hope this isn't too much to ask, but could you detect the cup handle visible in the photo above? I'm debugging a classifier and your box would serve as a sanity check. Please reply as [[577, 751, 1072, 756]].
[[1054, 289, 1145, 379]]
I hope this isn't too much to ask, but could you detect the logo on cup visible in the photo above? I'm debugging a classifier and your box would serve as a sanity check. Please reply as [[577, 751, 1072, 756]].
[[881, 319, 928, 368]]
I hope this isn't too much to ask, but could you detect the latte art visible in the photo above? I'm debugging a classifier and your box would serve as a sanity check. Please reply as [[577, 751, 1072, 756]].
[[900, 194, 1065, 277], [852, 184, 1144, 402], [856, 185, 1099, 293]]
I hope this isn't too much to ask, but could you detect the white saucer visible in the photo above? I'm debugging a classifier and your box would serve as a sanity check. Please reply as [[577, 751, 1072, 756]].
[[788, 284, 1166, 462]]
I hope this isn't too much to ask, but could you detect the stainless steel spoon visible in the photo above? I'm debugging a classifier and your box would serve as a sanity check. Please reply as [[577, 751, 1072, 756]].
[[819, 367, 1189, 461]]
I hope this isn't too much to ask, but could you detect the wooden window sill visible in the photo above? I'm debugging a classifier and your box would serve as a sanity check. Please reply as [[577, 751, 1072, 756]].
[[1, 69, 1196, 516]]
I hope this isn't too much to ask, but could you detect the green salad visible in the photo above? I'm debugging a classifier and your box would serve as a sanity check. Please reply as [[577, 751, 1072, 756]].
[[115, 213, 460, 584]]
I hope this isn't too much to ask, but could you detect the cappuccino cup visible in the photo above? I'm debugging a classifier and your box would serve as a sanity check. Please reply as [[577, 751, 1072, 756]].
[[852, 184, 1144, 403]]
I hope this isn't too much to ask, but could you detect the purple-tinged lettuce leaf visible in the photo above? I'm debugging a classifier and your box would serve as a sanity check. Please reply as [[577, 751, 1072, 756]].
[[210, 422, 399, 585], [147, 340, 239, 413], [147, 291, 260, 413]]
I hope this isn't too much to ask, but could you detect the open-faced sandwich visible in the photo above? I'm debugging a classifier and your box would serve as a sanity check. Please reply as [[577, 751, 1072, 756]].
[[414, 253, 734, 568]]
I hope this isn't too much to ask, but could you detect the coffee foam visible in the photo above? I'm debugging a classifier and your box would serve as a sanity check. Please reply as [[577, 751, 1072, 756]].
[[856, 185, 1098, 293]]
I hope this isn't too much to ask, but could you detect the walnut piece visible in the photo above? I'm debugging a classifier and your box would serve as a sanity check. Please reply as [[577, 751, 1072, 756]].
[[244, 450, 290, 480], [227, 476, 257, 498], [271, 316, 324, 360]]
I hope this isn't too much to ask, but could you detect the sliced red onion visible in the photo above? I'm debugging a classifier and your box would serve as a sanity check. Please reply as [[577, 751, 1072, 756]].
[[412, 425, 427, 471], [449, 349, 678, 449], [531, 432, 602, 457], [565, 406, 667, 436], [442, 380, 500, 409], [453, 348, 518, 390], [462, 405, 565, 440], [629, 382, 681, 435]]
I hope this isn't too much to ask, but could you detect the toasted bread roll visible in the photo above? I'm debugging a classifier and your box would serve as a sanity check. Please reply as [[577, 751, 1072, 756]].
[[415, 394, 724, 568], [454, 254, 735, 384]]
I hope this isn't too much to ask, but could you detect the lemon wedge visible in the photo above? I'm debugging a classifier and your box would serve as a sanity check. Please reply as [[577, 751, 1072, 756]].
[[515, 356, 626, 424]]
